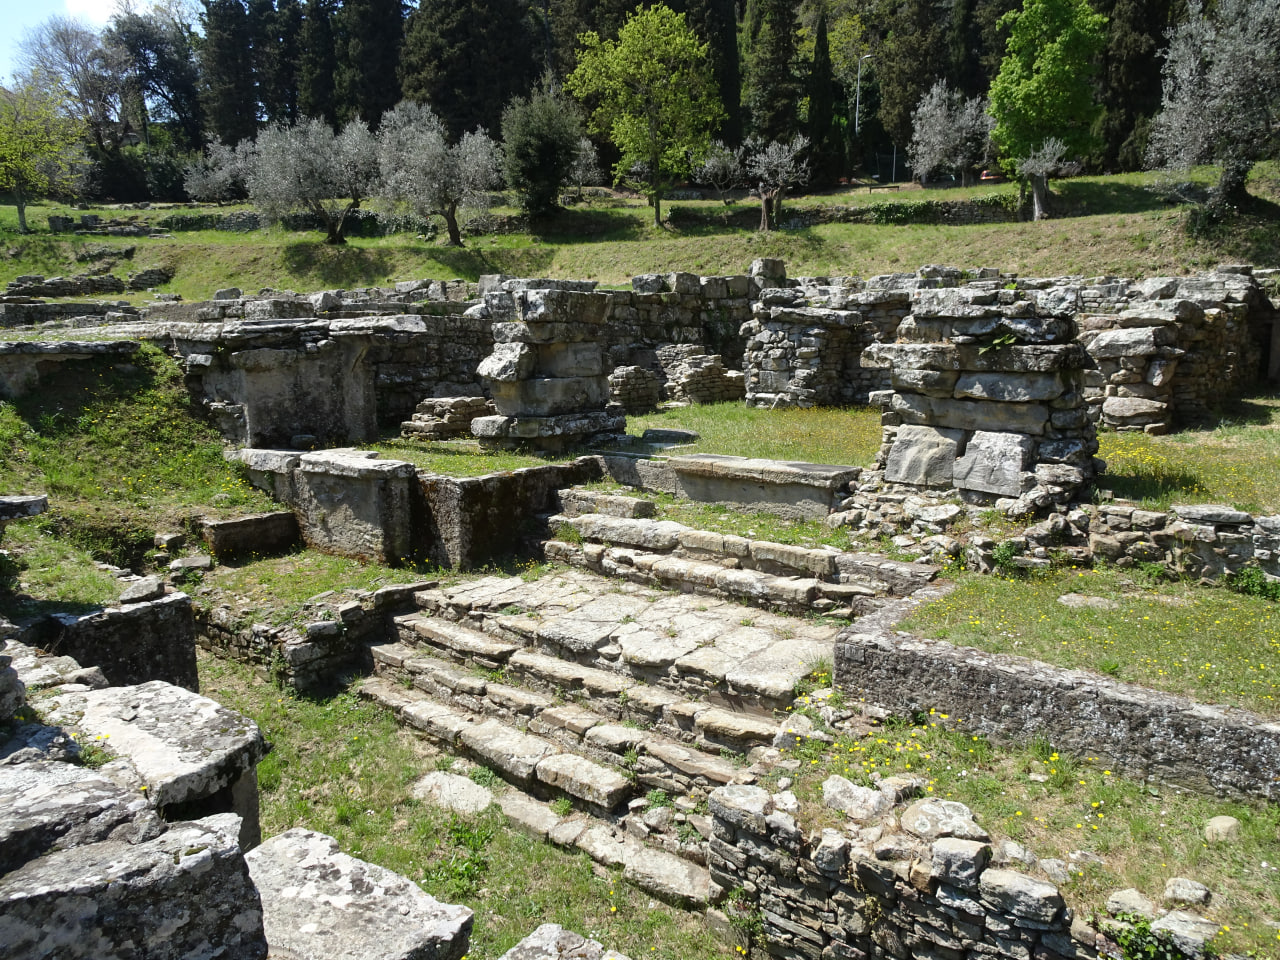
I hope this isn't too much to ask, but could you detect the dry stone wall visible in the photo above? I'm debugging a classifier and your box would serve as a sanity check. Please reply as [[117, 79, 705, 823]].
[[708, 784, 1087, 960]]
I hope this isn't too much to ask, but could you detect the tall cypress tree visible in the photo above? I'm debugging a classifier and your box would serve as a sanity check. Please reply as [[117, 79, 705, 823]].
[[548, 0, 634, 78], [400, 0, 537, 138], [875, 0, 947, 150], [807, 10, 841, 180], [299, 0, 337, 126], [1091, 0, 1175, 171], [273, 0, 303, 124], [199, 0, 257, 144], [335, 0, 404, 126], [744, 0, 801, 141], [247, 0, 278, 121], [678, 0, 742, 143]]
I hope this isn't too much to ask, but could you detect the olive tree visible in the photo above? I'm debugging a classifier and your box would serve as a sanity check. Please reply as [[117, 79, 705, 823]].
[[746, 135, 809, 231], [247, 117, 379, 244], [1146, 0, 1280, 215], [908, 80, 993, 185], [501, 86, 584, 219], [183, 138, 257, 202], [376, 100, 502, 247], [699, 140, 744, 205]]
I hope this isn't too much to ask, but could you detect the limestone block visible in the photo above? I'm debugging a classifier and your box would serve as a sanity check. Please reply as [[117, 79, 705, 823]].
[[884, 424, 965, 486], [499, 923, 630, 960], [900, 798, 990, 842], [477, 342, 536, 382], [1148, 911, 1221, 957], [953, 371, 1065, 403], [823, 775, 890, 822], [490, 377, 611, 417], [536, 754, 631, 810], [1173, 504, 1252, 525], [459, 719, 559, 782], [1102, 396, 1168, 423], [708, 784, 773, 835], [42, 680, 267, 848], [0, 761, 156, 876], [1087, 327, 1171, 359], [891, 367, 960, 397], [931, 837, 991, 891], [953, 431, 1035, 497], [411, 772, 494, 815], [246, 828, 473, 960], [0, 817, 268, 960], [622, 844, 711, 907], [539, 341, 606, 378], [891, 393, 1049, 435], [978, 868, 1064, 923]]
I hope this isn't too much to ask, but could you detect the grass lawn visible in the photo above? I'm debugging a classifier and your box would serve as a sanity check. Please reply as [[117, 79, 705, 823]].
[[900, 564, 1280, 717], [2, 165, 1277, 300], [199, 653, 731, 960]]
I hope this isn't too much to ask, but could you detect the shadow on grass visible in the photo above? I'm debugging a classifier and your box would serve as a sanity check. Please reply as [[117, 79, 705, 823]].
[[280, 243, 398, 287], [1053, 178, 1169, 216], [1200, 193, 1280, 267], [1192, 394, 1280, 430], [1101, 469, 1208, 504]]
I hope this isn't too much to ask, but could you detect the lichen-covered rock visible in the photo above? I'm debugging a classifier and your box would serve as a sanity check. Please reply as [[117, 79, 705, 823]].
[[245, 828, 472, 960], [0, 816, 268, 960], [0, 760, 159, 875], [499, 923, 630, 960]]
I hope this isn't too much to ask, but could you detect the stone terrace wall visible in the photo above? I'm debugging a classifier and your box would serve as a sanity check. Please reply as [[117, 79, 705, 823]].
[[834, 630, 1280, 801], [708, 784, 1087, 960], [1079, 270, 1267, 432]]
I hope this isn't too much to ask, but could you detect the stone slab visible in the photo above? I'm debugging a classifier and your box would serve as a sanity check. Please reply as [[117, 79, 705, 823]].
[[245, 828, 473, 960], [0, 816, 268, 960], [535, 753, 631, 810], [460, 719, 560, 782]]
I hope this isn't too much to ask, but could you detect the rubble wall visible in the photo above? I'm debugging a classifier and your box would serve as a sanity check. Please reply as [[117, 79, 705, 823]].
[[708, 784, 1087, 960]]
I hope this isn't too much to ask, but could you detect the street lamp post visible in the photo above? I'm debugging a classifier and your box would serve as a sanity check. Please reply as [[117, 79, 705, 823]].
[[855, 54, 873, 135]]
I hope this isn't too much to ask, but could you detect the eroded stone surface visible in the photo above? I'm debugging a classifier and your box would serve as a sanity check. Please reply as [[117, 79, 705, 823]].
[[245, 828, 473, 960], [411, 771, 494, 815], [0, 817, 268, 960], [499, 923, 630, 960]]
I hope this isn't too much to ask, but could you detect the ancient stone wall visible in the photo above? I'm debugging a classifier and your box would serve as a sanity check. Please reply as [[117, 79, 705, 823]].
[[834, 629, 1280, 801], [0, 340, 142, 400], [708, 784, 1088, 960], [1079, 271, 1266, 432], [864, 284, 1097, 514], [37, 593, 199, 691]]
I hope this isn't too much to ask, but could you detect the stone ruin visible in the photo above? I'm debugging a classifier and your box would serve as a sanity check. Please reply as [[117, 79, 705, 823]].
[[866, 283, 1097, 514], [471, 280, 626, 451]]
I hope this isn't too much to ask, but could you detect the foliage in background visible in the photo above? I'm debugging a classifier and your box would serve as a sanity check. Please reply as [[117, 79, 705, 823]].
[[501, 85, 586, 220], [0, 76, 86, 233], [567, 4, 724, 227], [908, 80, 992, 185]]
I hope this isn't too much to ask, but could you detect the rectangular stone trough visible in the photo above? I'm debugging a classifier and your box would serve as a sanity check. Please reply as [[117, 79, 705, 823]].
[[669, 455, 861, 520]]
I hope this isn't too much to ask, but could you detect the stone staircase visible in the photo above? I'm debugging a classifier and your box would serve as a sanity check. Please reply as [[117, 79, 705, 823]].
[[356, 567, 864, 908]]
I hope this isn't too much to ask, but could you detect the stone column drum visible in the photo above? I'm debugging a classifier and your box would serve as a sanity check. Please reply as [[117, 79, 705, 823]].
[[472, 284, 625, 451]]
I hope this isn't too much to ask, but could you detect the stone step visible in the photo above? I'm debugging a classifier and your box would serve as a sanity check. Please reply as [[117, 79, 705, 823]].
[[358, 678, 630, 813], [394, 614, 521, 669], [496, 792, 711, 910], [404, 570, 839, 719], [369, 646, 754, 794]]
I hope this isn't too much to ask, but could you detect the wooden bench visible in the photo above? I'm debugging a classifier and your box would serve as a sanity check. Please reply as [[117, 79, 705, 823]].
[[868, 183, 901, 193]]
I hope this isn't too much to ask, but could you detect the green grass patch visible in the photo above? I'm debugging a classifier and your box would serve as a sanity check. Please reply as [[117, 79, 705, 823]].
[[1097, 396, 1280, 512], [627, 403, 881, 466], [771, 709, 1280, 960], [0, 523, 122, 619], [0, 344, 272, 523], [198, 653, 730, 960], [202, 550, 445, 625], [900, 565, 1280, 716], [370, 437, 576, 476]]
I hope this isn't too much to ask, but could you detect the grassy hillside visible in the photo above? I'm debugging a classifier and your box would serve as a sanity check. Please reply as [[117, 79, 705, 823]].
[[1, 167, 1276, 301]]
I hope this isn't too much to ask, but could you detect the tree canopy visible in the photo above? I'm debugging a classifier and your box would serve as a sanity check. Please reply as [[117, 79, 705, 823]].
[[566, 3, 723, 226], [0, 76, 86, 233]]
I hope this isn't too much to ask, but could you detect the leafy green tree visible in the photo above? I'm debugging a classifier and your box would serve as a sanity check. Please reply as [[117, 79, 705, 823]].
[[298, 0, 338, 127], [566, 3, 723, 226], [0, 77, 86, 232], [988, 0, 1106, 216], [334, 0, 403, 126], [199, 0, 257, 144], [106, 9, 204, 149], [502, 84, 585, 218], [400, 0, 538, 138], [743, 0, 801, 141], [1146, 0, 1280, 212]]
